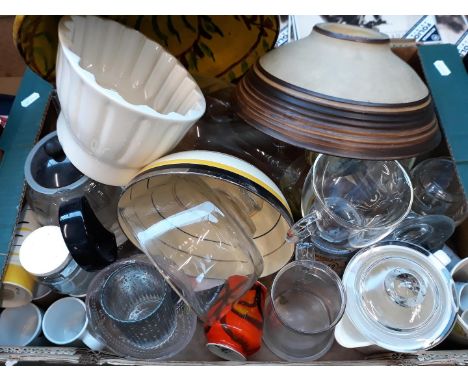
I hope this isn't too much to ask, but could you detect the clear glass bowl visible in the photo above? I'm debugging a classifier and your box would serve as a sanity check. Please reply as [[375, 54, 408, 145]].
[[411, 157, 468, 225]]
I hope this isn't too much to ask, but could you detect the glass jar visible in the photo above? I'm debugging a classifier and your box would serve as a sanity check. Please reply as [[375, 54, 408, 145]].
[[24, 131, 125, 244], [335, 241, 458, 353], [19, 226, 96, 296]]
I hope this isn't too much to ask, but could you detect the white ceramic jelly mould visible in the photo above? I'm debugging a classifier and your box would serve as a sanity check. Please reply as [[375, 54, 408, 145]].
[[56, 16, 206, 186]]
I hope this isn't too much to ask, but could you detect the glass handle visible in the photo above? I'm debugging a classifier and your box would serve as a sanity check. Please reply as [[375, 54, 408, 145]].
[[294, 242, 315, 261], [384, 268, 427, 308], [286, 211, 318, 243]]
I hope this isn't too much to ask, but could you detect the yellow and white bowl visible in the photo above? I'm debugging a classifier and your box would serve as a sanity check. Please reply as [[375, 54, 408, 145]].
[[118, 150, 295, 279]]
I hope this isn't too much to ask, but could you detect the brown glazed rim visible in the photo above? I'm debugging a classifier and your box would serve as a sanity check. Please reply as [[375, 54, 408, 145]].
[[236, 81, 439, 143], [246, 67, 435, 127], [256, 62, 430, 110], [235, 79, 439, 140], [233, 73, 442, 159], [236, 77, 439, 139], [240, 78, 435, 135], [313, 22, 390, 44], [235, 109, 441, 160]]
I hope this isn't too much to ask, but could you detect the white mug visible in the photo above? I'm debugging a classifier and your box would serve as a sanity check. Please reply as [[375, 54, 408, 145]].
[[449, 258, 468, 345], [42, 297, 104, 350], [0, 303, 44, 346]]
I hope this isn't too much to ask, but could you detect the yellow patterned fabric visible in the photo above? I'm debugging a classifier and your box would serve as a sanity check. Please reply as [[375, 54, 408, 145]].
[[13, 15, 61, 82], [13, 15, 279, 84]]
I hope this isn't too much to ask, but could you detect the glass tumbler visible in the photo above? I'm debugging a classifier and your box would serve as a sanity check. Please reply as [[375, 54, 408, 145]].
[[86, 256, 197, 359], [263, 260, 346, 361], [411, 158, 468, 225], [290, 154, 413, 251]]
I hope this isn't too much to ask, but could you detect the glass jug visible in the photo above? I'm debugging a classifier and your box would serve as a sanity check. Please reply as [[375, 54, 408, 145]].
[[289, 154, 413, 251]]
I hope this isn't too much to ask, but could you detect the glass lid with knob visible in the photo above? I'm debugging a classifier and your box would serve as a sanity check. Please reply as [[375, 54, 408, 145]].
[[343, 241, 457, 352]]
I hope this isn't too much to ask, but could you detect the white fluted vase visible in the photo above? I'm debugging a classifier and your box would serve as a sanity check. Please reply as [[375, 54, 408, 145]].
[[56, 16, 206, 186]]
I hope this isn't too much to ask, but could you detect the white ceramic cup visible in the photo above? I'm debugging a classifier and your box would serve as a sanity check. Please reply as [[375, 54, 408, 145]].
[[0, 303, 43, 346], [42, 297, 104, 350], [448, 258, 468, 345], [455, 282, 468, 312]]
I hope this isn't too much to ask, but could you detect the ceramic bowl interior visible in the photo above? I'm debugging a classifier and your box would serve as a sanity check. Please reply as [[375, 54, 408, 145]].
[[118, 166, 294, 278], [59, 16, 205, 119]]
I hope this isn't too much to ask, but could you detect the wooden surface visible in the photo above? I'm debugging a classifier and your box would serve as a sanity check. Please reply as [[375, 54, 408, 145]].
[[0, 16, 24, 96], [0, 17, 25, 78]]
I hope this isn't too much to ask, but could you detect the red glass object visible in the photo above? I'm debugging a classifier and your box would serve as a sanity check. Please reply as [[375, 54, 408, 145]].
[[205, 281, 267, 361]]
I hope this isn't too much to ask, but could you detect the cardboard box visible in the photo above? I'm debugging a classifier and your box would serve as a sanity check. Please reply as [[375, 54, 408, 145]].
[[1, 45, 468, 365], [0, 69, 53, 276]]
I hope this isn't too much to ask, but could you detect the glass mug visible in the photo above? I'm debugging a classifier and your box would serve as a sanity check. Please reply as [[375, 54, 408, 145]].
[[289, 154, 413, 251], [263, 260, 346, 361]]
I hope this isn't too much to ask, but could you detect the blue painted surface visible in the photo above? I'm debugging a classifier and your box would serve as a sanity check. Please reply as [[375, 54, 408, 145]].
[[418, 44, 468, 200], [0, 68, 53, 276]]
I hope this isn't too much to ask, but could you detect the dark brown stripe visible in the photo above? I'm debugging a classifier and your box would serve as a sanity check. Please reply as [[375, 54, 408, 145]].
[[247, 65, 434, 123], [313, 23, 390, 44], [234, 100, 441, 159], [230, 307, 263, 329], [220, 320, 252, 353], [256, 62, 431, 109], [233, 65, 441, 159], [235, 78, 439, 141], [241, 72, 435, 131]]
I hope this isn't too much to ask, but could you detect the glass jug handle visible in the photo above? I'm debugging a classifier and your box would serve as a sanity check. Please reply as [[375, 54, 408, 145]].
[[294, 241, 316, 261], [286, 211, 318, 243]]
